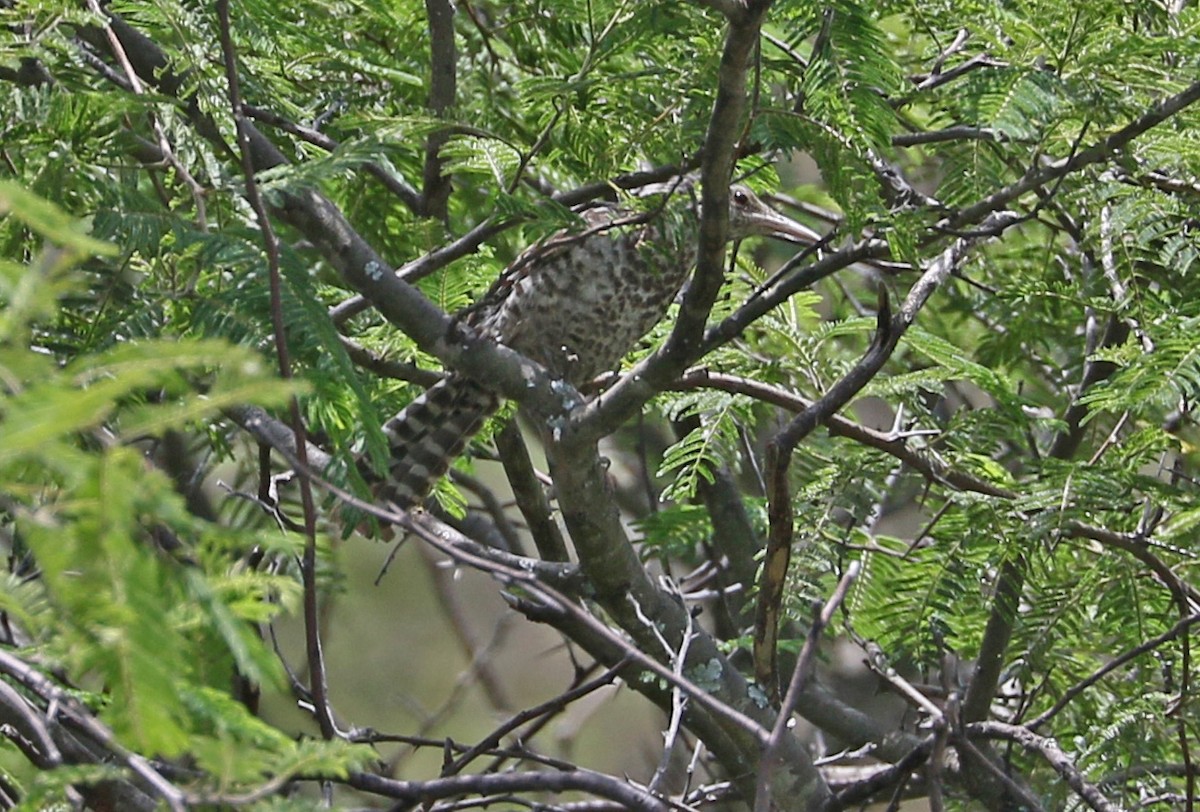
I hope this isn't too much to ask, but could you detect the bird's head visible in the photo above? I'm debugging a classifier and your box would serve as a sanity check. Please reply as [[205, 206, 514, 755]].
[[726, 184, 822, 245]]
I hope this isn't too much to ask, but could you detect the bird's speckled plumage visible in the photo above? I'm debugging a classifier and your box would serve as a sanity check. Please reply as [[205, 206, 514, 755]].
[[382, 183, 815, 506]]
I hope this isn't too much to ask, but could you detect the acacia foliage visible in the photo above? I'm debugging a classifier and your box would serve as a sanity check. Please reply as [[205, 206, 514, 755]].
[[1, 0, 1200, 810]]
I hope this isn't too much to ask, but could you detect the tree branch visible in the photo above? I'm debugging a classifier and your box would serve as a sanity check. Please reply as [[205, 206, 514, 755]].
[[86, 10, 568, 425], [243, 103, 422, 213], [950, 80, 1200, 229], [215, 0, 334, 739], [966, 721, 1122, 812], [0, 649, 186, 812], [961, 557, 1024, 723], [1065, 522, 1200, 608], [347, 767, 670, 812], [422, 0, 457, 221], [673, 369, 1018, 500], [559, 2, 777, 448], [494, 420, 570, 562], [756, 564, 860, 812], [1027, 611, 1200, 731], [755, 215, 1007, 691]]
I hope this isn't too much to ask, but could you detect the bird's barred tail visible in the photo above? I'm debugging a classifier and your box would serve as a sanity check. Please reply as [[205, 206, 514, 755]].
[[380, 375, 500, 507]]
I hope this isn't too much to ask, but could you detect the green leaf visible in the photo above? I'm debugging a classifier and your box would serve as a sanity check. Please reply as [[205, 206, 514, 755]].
[[0, 181, 117, 257]]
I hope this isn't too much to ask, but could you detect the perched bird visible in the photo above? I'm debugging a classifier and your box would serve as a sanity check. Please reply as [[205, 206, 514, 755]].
[[382, 182, 818, 506]]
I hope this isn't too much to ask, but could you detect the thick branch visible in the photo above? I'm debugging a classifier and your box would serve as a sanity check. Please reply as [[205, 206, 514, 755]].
[[560, 4, 772, 448], [534, 6, 832, 807], [961, 557, 1024, 722], [89, 11, 566, 425], [495, 421, 570, 562], [422, 0, 456, 221], [101, 5, 829, 797]]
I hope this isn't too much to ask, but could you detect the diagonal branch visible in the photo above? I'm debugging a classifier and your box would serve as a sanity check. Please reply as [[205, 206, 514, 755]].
[[756, 563, 861, 812], [950, 80, 1200, 229], [712, 83, 1200, 368], [327, 162, 697, 326], [672, 369, 1018, 499], [243, 104, 422, 212], [754, 214, 1010, 692], [1027, 611, 1200, 732], [1065, 522, 1200, 608], [494, 421, 570, 562], [561, 2, 775, 448], [532, 7, 837, 809], [966, 722, 1122, 812], [83, 10, 568, 424], [0, 650, 186, 811]]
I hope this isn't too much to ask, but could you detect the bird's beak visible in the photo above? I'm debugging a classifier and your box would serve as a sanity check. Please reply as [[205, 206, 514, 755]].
[[744, 206, 825, 246]]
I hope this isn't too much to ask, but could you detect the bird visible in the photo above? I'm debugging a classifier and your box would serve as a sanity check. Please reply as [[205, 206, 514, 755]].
[[381, 181, 820, 507]]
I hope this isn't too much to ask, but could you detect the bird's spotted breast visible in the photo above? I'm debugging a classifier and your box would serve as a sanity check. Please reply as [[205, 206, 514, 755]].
[[472, 216, 694, 383]]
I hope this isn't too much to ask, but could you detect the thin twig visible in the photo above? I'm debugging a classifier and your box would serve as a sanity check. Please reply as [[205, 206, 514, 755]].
[[893, 126, 1020, 146], [1027, 615, 1200, 730], [672, 369, 1017, 500], [260, 443, 775, 746], [1064, 522, 1200, 609], [754, 562, 861, 812], [445, 658, 631, 775], [0, 650, 186, 811], [215, 0, 336, 740], [84, 0, 207, 228], [339, 335, 443, 386], [952, 80, 1200, 230], [862, 652, 946, 721], [832, 737, 936, 807], [907, 53, 1006, 95], [649, 580, 696, 794], [0, 677, 62, 768], [953, 734, 1046, 812], [243, 104, 422, 212], [753, 213, 1013, 692], [966, 721, 1123, 812], [346, 767, 670, 812]]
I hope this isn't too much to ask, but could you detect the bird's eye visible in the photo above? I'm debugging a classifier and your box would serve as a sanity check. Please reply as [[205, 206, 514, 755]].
[[733, 189, 748, 205]]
